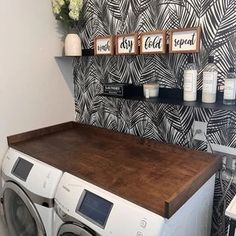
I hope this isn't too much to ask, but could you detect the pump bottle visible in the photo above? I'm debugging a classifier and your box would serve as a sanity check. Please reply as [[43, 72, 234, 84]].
[[183, 55, 197, 101], [202, 56, 218, 103], [223, 67, 236, 105]]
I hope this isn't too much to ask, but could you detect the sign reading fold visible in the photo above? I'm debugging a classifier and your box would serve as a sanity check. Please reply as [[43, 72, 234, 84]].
[[140, 31, 166, 54]]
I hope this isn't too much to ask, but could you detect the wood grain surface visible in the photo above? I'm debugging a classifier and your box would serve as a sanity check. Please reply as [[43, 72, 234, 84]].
[[8, 122, 221, 218]]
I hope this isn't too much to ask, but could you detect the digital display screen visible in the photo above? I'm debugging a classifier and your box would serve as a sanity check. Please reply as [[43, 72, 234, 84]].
[[76, 190, 113, 228], [12, 158, 33, 181]]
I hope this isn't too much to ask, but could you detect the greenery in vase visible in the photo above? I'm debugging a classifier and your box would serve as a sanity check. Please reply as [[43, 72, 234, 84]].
[[51, 0, 83, 31]]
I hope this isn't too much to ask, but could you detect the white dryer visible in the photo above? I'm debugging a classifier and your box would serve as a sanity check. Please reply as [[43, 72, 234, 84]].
[[1, 148, 63, 236], [53, 172, 215, 236]]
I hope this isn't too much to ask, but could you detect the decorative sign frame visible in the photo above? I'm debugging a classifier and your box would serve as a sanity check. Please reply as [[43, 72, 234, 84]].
[[140, 30, 166, 54], [116, 33, 138, 55], [94, 36, 114, 55], [169, 27, 201, 53]]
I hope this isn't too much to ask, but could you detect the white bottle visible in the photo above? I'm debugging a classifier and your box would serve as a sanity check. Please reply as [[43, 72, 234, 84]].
[[183, 55, 197, 101], [223, 67, 236, 105], [202, 56, 218, 103]]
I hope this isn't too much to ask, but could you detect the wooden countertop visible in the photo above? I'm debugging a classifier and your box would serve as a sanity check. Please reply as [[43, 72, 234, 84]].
[[8, 122, 221, 218]]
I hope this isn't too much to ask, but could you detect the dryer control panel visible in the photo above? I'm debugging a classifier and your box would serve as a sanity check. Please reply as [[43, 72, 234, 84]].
[[76, 190, 113, 228], [55, 172, 165, 236]]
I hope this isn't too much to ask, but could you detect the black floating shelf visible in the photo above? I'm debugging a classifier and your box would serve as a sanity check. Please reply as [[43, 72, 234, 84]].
[[99, 88, 236, 112], [59, 46, 170, 57], [55, 49, 94, 58], [82, 49, 94, 56]]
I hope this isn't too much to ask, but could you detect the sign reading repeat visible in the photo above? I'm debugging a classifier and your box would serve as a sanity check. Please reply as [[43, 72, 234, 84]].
[[169, 27, 201, 53]]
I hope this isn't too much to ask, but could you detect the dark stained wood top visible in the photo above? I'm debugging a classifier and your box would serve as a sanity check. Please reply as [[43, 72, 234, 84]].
[[8, 122, 221, 218]]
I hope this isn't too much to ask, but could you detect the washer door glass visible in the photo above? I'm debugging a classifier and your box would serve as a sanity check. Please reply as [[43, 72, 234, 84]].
[[58, 223, 95, 236], [3, 182, 45, 236]]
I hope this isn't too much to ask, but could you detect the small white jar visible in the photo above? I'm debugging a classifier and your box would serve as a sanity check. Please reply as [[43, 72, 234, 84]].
[[143, 83, 159, 98]]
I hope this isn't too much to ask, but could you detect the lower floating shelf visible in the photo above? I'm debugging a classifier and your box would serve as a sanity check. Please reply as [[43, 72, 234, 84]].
[[99, 88, 236, 112]]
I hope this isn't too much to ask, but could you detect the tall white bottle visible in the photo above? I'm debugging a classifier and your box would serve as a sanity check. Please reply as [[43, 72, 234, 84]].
[[183, 55, 197, 101], [202, 56, 218, 103], [223, 67, 236, 105]]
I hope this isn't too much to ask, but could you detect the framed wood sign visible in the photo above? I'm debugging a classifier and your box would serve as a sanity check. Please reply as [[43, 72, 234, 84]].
[[169, 27, 201, 53], [116, 33, 138, 55], [94, 36, 114, 55], [140, 30, 166, 54]]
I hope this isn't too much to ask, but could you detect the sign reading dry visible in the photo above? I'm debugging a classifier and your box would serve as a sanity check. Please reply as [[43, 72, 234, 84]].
[[116, 33, 138, 55], [169, 27, 201, 53], [140, 31, 166, 54], [94, 36, 114, 55]]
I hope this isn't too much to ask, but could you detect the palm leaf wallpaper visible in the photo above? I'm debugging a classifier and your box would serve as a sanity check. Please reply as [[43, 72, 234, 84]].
[[73, 0, 236, 235]]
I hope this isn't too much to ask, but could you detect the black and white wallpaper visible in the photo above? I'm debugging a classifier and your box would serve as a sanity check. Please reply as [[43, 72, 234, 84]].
[[73, 0, 236, 235]]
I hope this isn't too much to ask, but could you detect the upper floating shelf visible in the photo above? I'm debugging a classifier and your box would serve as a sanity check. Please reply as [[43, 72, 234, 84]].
[[54, 49, 94, 58]]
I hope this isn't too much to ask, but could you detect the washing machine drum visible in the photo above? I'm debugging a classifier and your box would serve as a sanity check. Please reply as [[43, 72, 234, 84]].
[[2, 182, 45, 236], [58, 223, 96, 236]]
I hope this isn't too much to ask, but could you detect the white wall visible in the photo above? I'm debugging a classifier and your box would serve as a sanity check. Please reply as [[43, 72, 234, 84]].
[[0, 1, 75, 160]]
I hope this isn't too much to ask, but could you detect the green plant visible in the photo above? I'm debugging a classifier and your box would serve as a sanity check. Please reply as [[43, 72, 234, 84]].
[[51, 0, 83, 30]]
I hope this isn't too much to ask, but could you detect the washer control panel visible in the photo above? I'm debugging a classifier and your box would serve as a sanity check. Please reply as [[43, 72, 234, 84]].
[[2, 148, 63, 198]]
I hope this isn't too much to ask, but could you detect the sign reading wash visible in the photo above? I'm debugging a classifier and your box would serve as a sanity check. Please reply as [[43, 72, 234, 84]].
[[169, 27, 201, 53], [94, 36, 114, 55], [116, 33, 138, 55], [140, 31, 166, 54]]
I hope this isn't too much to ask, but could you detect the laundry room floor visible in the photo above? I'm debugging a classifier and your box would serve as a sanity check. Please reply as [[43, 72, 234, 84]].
[[0, 207, 8, 235], [0, 222, 8, 236]]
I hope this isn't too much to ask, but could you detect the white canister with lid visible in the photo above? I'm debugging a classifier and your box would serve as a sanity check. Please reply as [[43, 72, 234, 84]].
[[143, 83, 159, 98]]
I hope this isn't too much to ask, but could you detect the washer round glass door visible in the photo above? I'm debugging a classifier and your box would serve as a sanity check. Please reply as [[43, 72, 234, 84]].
[[58, 223, 95, 236], [2, 182, 45, 236]]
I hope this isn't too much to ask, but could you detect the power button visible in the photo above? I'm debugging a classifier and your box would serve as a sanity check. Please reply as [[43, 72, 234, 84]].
[[140, 219, 147, 228]]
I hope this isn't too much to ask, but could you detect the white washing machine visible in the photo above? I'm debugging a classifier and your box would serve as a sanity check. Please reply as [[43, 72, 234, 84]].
[[1, 148, 63, 236], [225, 195, 236, 235], [53, 172, 215, 236]]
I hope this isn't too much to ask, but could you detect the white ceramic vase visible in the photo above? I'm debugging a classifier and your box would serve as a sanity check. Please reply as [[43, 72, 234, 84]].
[[64, 33, 82, 56]]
